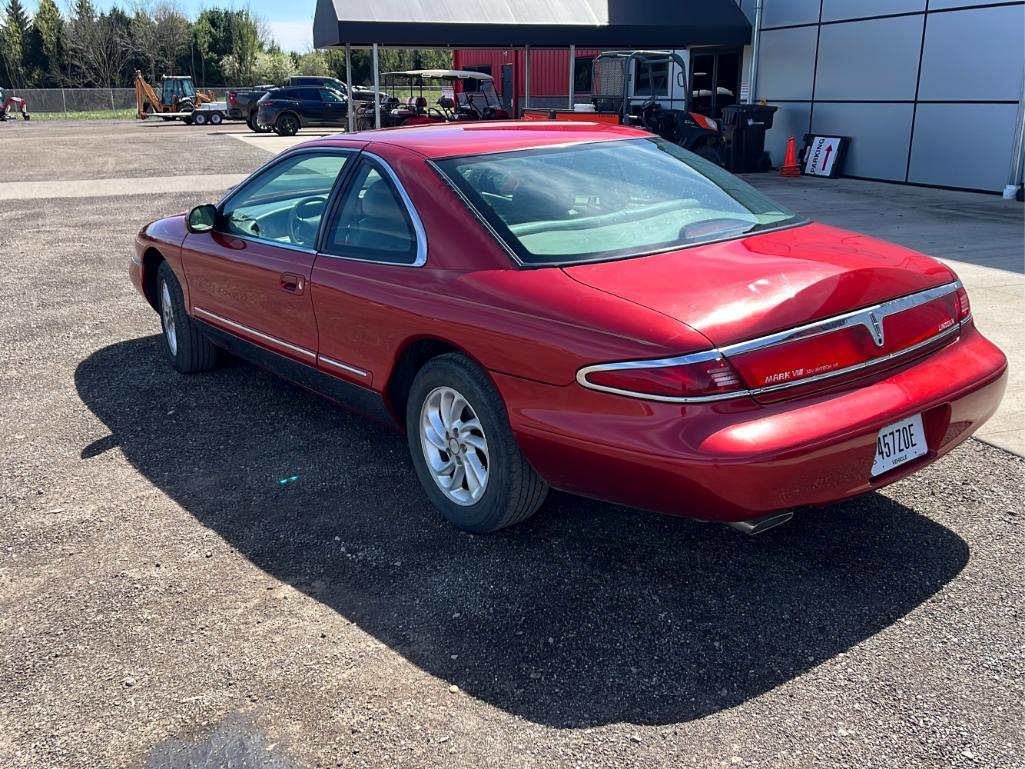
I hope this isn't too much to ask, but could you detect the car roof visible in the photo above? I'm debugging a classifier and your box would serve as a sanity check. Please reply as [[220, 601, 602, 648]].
[[303, 121, 649, 160]]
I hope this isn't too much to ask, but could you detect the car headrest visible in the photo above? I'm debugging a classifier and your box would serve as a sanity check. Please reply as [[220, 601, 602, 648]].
[[415, 96, 428, 110], [511, 184, 574, 221], [361, 179, 401, 219]]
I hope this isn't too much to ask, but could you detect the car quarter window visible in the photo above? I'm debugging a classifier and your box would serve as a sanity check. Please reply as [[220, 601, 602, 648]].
[[219, 152, 351, 249], [322, 158, 420, 265]]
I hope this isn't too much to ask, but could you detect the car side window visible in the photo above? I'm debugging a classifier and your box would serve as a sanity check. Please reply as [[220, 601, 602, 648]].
[[320, 88, 344, 103], [323, 158, 419, 265], [219, 152, 351, 249], [298, 88, 321, 101]]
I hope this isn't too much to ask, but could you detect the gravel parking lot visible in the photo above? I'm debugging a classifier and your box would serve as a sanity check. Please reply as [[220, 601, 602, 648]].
[[1, 122, 1022, 769]]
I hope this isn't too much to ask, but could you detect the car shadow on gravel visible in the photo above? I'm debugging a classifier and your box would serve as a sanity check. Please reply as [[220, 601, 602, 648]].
[[76, 336, 970, 729]]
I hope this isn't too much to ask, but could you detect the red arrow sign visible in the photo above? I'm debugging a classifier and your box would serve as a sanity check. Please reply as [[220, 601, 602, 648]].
[[823, 144, 833, 171]]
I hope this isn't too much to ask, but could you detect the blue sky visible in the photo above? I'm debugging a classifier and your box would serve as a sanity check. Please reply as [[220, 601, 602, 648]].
[[22, 1, 317, 51]]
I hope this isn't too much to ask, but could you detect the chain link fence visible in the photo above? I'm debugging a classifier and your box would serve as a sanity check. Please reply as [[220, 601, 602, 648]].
[[6, 87, 236, 117]]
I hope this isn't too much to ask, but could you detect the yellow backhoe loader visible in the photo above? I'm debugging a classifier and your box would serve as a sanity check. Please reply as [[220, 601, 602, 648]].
[[135, 70, 216, 123]]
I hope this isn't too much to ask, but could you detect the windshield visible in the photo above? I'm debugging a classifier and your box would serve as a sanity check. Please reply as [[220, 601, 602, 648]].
[[434, 138, 801, 266]]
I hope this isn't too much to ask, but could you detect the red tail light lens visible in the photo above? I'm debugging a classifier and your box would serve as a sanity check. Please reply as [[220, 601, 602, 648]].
[[580, 355, 743, 399], [228, 92, 237, 107], [955, 285, 971, 321], [261, 101, 274, 108]]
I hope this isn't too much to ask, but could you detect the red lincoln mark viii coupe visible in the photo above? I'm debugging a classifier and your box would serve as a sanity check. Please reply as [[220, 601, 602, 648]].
[[130, 122, 1007, 535]]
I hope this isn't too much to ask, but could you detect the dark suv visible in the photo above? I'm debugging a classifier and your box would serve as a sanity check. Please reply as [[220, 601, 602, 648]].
[[288, 76, 376, 103], [256, 87, 348, 136]]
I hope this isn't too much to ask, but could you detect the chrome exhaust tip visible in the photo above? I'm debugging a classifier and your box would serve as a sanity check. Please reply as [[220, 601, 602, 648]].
[[726, 511, 794, 536]]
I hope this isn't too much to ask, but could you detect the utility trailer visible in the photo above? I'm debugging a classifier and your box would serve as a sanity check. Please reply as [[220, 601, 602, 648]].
[[187, 102, 230, 126]]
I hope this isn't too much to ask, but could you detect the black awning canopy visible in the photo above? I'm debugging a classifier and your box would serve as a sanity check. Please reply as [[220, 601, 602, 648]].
[[313, 0, 752, 49]]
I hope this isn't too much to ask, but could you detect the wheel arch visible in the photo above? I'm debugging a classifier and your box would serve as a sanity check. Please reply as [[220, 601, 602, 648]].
[[384, 337, 494, 427], [141, 247, 166, 312], [276, 110, 303, 128]]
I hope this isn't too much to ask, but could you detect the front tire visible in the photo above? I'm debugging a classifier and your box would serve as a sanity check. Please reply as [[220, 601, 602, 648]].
[[275, 114, 299, 136], [157, 262, 218, 374], [406, 354, 548, 533]]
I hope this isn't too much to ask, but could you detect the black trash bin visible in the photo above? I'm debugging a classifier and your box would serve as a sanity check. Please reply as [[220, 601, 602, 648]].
[[720, 104, 778, 173]]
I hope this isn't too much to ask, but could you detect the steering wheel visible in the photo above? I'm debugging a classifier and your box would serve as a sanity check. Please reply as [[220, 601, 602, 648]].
[[679, 217, 755, 243], [289, 196, 328, 247]]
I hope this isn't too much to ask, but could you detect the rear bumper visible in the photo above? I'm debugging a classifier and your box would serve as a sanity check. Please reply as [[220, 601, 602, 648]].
[[496, 322, 1007, 522]]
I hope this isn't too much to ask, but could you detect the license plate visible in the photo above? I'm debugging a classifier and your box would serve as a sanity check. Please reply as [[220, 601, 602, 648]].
[[871, 414, 927, 477]]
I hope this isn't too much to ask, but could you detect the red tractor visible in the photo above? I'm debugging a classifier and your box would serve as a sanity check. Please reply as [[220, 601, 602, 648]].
[[0, 86, 30, 121]]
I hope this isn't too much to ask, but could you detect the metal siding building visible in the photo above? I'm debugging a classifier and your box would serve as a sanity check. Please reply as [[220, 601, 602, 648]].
[[744, 0, 1025, 192], [455, 0, 1024, 192]]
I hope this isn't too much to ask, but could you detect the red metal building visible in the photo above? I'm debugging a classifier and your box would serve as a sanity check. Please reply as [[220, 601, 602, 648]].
[[453, 49, 602, 115]]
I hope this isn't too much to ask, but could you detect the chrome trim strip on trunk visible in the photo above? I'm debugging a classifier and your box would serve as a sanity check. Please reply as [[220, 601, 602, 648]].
[[718, 280, 962, 357], [192, 306, 317, 361], [318, 355, 369, 378], [577, 281, 967, 404]]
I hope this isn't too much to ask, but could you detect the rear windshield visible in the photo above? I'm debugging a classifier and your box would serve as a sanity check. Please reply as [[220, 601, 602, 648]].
[[434, 137, 801, 266]]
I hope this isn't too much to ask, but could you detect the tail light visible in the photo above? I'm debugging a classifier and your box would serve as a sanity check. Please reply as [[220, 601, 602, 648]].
[[578, 353, 743, 400], [228, 91, 237, 107], [955, 285, 972, 321], [261, 101, 274, 108]]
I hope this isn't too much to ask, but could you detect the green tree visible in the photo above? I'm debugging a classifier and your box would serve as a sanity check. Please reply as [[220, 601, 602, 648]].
[[32, 0, 66, 85], [1, 0, 31, 87], [72, 0, 95, 23], [295, 49, 331, 77], [130, 8, 157, 81], [192, 13, 212, 86], [226, 8, 260, 84], [251, 50, 294, 84]]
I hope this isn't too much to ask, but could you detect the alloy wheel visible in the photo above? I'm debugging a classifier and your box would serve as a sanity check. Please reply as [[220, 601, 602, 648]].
[[160, 280, 177, 357], [420, 386, 490, 506]]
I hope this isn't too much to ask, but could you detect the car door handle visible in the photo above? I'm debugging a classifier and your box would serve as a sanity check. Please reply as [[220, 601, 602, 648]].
[[280, 273, 305, 295]]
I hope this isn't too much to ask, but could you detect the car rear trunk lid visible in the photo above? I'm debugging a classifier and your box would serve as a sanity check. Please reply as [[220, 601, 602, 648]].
[[563, 222, 963, 400]]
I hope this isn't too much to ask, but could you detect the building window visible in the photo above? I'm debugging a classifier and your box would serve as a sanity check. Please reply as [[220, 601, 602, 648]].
[[574, 57, 593, 94]]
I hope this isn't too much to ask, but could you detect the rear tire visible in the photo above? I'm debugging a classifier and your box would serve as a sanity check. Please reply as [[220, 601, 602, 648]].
[[695, 143, 726, 167], [210, 112, 223, 125], [247, 113, 272, 133], [275, 113, 300, 136], [157, 262, 218, 374], [193, 111, 208, 126], [406, 354, 548, 534]]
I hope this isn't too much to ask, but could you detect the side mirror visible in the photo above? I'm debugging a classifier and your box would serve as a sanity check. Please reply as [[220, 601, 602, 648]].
[[187, 204, 217, 233]]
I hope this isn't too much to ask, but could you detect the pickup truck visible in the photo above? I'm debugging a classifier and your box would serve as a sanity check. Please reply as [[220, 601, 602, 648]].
[[229, 76, 376, 133], [226, 84, 275, 130]]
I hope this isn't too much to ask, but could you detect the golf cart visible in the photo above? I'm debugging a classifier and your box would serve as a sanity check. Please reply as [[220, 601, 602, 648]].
[[524, 50, 726, 165], [357, 69, 509, 130]]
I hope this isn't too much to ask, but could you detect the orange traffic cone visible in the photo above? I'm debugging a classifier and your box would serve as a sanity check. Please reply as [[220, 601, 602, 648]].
[[779, 135, 801, 177]]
